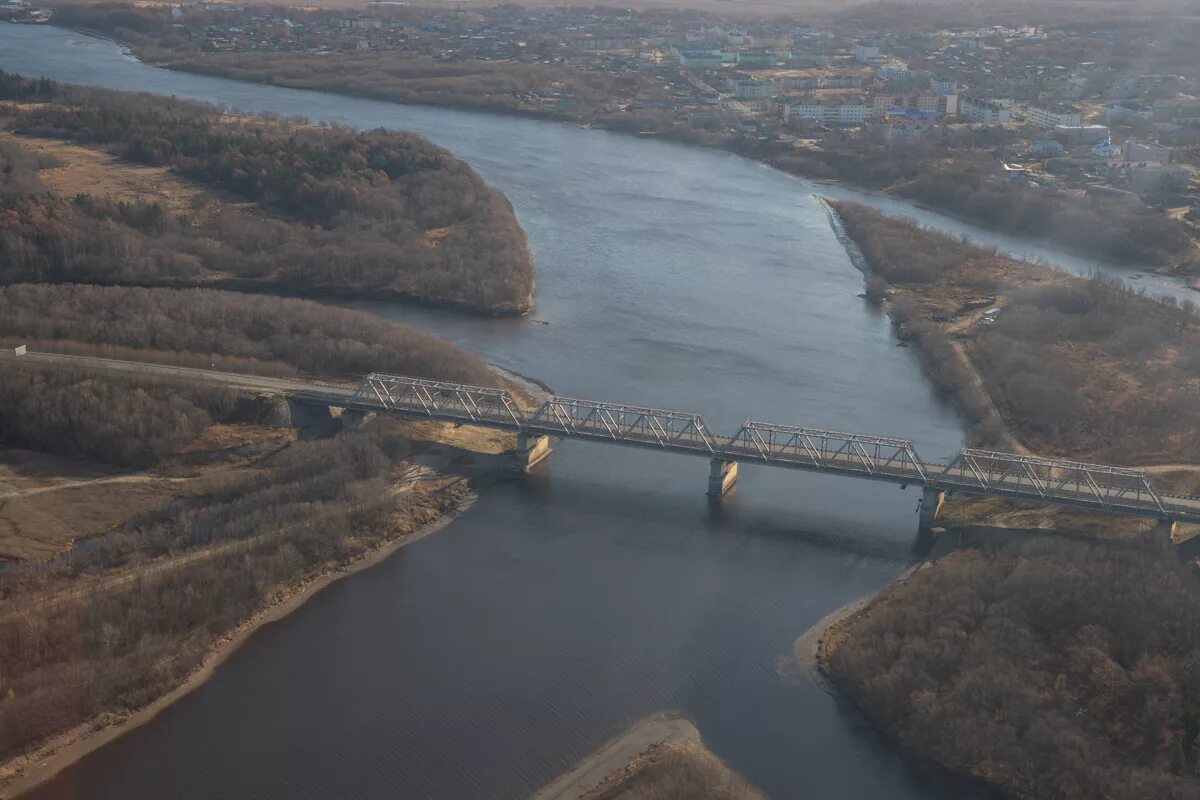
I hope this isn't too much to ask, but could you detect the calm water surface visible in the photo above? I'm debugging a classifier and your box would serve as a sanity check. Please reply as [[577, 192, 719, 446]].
[[0, 25, 1079, 800]]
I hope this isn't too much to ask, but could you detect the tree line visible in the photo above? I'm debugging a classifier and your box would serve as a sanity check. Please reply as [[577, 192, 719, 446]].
[[0, 283, 496, 383], [897, 168, 1200, 273], [0, 283, 502, 466], [0, 362, 239, 467]]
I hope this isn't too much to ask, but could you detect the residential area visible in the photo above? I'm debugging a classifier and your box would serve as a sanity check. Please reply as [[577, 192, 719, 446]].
[[85, 1, 1200, 219]]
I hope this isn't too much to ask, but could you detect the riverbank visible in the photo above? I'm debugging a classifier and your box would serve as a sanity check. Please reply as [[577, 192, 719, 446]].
[[826, 199, 1200, 465], [789, 566, 921, 694], [0, 420, 518, 798], [531, 714, 763, 800]]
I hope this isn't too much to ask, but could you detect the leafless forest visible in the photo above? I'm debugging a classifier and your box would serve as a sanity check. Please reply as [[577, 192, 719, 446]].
[[0, 71, 534, 313], [833, 201, 1200, 462], [828, 539, 1200, 800]]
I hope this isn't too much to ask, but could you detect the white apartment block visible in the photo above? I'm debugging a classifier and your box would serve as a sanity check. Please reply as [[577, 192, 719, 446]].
[[726, 77, 774, 99], [871, 91, 958, 115], [854, 43, 880, 62], [1015, 103, 1082, 128], [786, 98, 868, 125], [878, 63, 910, 82], [962, 97, 1011, 126]]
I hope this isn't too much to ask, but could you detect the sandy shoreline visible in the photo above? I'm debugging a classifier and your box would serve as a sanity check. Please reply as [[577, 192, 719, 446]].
[[0, 477, 481, 799], [529, 714, 700, 800], [788, 563, 922, 692]]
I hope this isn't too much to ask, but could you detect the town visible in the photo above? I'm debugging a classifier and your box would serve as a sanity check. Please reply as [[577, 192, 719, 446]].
[[81, 0, 1200, 226]]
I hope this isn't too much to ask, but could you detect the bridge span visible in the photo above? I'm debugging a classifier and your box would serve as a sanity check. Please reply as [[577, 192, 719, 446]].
[[7, 351, 1200, 534], [292, 372, 1200, 535]]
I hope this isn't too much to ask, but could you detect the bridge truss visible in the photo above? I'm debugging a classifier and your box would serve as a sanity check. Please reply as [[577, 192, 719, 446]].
[[328, 373, 1198, 523], [725, 422, 927, 480], [351, 373, 524, 426], [526, 398, 715, 451], [938, 449, 1166, 514]]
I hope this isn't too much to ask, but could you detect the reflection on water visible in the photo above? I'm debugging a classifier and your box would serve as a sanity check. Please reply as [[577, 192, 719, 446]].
[[1, 26, 990, 800]]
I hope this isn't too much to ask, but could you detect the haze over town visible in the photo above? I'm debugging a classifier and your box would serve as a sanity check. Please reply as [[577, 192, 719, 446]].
[[1, 0, 1199, 798]]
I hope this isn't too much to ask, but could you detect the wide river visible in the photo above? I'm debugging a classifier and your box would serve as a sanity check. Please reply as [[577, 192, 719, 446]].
[[1, 25, 1178, 800]]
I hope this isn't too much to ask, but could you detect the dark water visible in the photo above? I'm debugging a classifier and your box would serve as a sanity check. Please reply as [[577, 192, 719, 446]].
[[0, 25, 1087, 800]]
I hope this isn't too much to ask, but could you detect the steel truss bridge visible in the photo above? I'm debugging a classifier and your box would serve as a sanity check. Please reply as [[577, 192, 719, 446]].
[[292, 373, 1200, 525]]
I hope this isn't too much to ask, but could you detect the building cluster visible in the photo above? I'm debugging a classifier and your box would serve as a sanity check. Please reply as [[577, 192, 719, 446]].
[[0, 0, 51, 23], [133, 4, 1199, 206]]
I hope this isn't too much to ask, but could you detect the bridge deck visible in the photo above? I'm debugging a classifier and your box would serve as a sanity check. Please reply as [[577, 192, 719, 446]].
[[6, 351, 1197, 524], [299, 374, 1200, 524]]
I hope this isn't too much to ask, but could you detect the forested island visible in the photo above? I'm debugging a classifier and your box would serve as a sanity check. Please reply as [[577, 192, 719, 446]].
[[817, 201, 1200, 800], [0, 71, 534, 315]]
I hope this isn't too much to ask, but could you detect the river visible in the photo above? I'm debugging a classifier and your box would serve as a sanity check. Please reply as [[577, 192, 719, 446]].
[[0, 25, 1136, 800]]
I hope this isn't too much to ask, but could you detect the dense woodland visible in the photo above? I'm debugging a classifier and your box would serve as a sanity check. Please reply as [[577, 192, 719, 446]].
[[827, 539, 1200, 800], [0, 284, 495, 383], [0, 363, 241, 468], [833, 201, 1200, 463], [0, 284, 497, 466], [0, 71, 534, 314], [0, 429, 467, 761], [897, 169, 1200, 273]]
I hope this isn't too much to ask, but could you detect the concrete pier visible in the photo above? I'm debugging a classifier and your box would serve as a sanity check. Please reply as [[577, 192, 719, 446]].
[[1152, 518, 1178, 543], [514, 433, 552, 472], [707, 459, 738, 498], [339, 409, 372, 430], [285, 398, 335, 432], [918, 486, 945, 531]]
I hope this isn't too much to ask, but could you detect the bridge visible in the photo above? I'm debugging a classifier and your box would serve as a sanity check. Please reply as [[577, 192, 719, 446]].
[[297, 372, 1200, 537], [8, 351, 1200, 536]]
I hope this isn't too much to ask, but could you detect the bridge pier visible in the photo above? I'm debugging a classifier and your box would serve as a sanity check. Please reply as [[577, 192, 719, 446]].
[[918, 486, 945, 532], [514, 433, 552, 472], [707, 459, 738, 498], [285, 398, 335, 433], [339, 409, 372, 431], [1153, 518, 1178, 543]]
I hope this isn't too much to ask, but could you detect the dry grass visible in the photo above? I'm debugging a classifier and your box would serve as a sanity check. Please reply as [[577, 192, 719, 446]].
[[938, 495, 1162, 541], [418, 226, 453, 248], [0, 424, 294, 562], [380, 417, 518, 456], [0, 129, 224, 216]]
